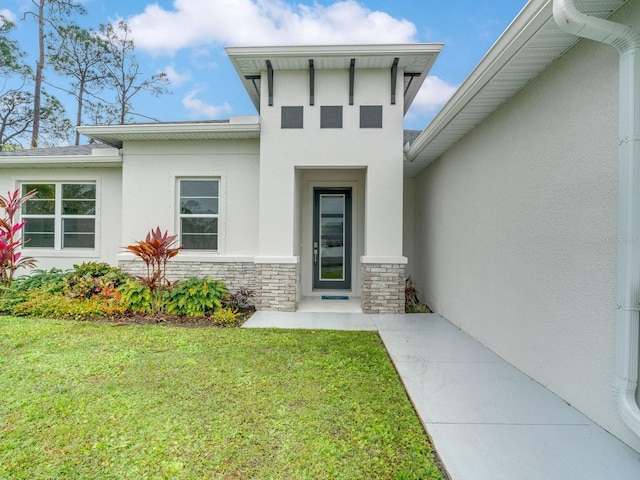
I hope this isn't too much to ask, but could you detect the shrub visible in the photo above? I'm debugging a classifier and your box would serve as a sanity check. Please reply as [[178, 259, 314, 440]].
[[117, 278, 153, 314], [123, 227, 182, 313], [222, 289, 255, 312], [165, 277, 228, 317], [12, 291, 126, 320], [211, 307, 239, 327], [0, 268, 67, 313], [0, 189, 38, 287], [0, 264, 130, 318], [405, 276, 431, 314], [65, 262, 131, 299]]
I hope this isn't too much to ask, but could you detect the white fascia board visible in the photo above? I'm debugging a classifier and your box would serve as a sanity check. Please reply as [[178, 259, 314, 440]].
[[226, 44, 443, 59], [77, 121, 261, 147], [406, 0, 551, 164], [0, 154, 122, 168]]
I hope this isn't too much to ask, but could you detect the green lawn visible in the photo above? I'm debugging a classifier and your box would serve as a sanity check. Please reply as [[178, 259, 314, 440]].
[[0, 317, 444, 480]]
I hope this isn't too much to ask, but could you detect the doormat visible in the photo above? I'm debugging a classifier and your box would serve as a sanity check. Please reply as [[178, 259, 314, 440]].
[[321, 295, 349, 300]]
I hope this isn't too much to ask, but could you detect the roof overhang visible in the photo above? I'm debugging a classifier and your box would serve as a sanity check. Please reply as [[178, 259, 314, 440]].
[[225, 44, 443, 115], [404, 0, 627, 177], [0, 151, 122, 169], [77, 118, 261, 148]]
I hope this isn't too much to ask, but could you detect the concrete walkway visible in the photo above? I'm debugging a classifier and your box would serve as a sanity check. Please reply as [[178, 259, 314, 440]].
[[244, 311, 640, 480]]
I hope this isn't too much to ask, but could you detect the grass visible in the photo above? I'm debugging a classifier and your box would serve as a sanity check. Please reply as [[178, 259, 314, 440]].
[[0, 317, 444, 480]]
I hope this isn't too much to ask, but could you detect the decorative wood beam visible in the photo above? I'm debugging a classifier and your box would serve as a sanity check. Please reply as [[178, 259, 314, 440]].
[[309, 59, 315, 106], [245, 75, 261, 100], [391, 57, 399, 105], [349, 58, 355, 105], [266, 60, 274, 106], [404, 72, 421, 96]]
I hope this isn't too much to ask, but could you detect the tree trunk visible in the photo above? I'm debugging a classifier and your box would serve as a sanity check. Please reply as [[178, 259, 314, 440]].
[[75, 83, 84, 145], [30, 0, 45, 149]]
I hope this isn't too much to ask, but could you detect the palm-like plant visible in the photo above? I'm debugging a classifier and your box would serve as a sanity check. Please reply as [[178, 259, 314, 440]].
[[0, 189, 38, 287], [123, 227, 182, 313]]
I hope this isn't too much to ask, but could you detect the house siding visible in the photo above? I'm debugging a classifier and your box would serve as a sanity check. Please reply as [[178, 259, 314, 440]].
[[412, 1, 640, 452]]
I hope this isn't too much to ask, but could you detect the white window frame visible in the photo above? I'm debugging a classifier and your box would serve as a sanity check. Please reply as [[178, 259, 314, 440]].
[[20, 181, 98, 252], [177, 177, 221, 252]]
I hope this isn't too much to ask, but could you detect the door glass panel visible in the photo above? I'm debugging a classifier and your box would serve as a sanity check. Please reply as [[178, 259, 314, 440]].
[[319, 194, 345, 281]]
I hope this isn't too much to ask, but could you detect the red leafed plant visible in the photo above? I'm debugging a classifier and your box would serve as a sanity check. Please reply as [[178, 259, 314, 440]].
[[123, 227, 182, 313], [0, 189, 38, 288]]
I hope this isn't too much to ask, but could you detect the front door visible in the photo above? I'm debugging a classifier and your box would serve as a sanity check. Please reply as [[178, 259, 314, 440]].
[[313, 188, 352, 290]]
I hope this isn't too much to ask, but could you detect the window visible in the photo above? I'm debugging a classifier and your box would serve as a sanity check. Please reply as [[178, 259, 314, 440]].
[[321, 106, 343, 128], [281, 106, 304, 128], [21, 183, 96, 249], [179, 179, 219, 250], [360, 105, 383, 128]]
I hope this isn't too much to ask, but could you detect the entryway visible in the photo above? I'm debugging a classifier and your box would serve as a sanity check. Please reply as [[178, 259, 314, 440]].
[[312, 188, 352, 291], [297, 168, 365, 302]]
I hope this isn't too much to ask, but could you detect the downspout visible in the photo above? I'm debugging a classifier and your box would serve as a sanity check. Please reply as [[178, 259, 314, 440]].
[[553, 0, 640, 438]]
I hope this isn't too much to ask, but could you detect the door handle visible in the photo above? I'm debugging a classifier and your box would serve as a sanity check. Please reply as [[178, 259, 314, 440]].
[[313, 242, 318, 265]]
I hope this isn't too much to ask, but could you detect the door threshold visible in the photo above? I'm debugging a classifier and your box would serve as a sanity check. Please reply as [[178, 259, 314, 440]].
[[298, 296, 362, 313]]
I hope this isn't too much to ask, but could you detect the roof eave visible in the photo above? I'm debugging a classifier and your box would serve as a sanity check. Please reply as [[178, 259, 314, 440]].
[[77, 121, 261, 148], [405, 0, 627, 176], [0, 154, 122, 169], [406, 0, 552, 167], [225, 43, 444, 115]]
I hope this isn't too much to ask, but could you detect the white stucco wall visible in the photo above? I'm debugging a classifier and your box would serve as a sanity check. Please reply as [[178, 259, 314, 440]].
[[1, 167, 122, 272], [119, 139, 259, 260], [412, 2, 640, 452], [403, 177, 415, 280], [258, 68, 405, 260]]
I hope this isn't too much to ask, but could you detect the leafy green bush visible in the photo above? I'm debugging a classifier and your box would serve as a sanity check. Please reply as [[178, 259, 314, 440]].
[[165, 277, 228, 317], [211, 307, 239, 327], [0, 264, 129, 318], [0, 269, 67, 313], [117, 278, 153, 313], [12, 291, 126, 320], [65, 262, 131, 299]]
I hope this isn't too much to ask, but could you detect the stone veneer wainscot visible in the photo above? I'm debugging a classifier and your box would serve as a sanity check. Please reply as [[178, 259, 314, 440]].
[[361, 263, 406, 314], [118, 259, 257, 293]]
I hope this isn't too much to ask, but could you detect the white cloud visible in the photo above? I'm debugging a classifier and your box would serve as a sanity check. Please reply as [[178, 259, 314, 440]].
[[164, 65, 191, 87], [0, 9, 17, 23], [183, 90, 232, 119], [126, 0, 417, 55], [408, 76, 458, 117]]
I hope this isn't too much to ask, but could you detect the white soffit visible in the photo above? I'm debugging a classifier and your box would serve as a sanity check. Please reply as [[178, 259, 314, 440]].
[[404, 0, 628, 178], [225, 44, 443, 114]]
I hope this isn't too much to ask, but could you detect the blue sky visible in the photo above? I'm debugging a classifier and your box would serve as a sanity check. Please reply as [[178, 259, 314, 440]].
[[2, 0, 528, 133]]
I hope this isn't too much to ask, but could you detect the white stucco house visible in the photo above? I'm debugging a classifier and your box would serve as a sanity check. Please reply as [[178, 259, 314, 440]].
[[2, 0, 640, 454]]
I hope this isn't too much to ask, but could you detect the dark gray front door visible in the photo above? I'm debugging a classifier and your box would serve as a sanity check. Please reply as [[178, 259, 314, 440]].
[[313, 188, 352, 290]]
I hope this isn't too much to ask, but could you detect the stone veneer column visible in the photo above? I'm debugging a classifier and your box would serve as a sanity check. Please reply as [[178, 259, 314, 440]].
[[255, 262, 298, 312], [361, 262, 406, 314]]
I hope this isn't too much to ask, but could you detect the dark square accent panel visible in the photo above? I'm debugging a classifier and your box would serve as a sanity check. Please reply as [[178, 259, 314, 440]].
[[281, 106, 304, 128], [360, 105, 383, 128], [320, 105, 343, 128]]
